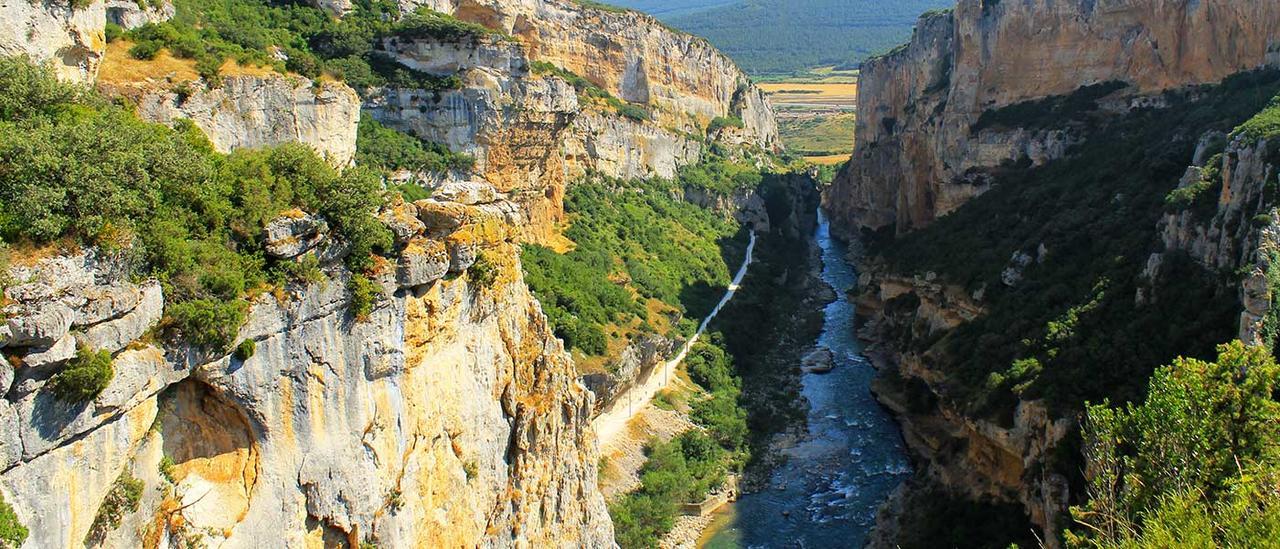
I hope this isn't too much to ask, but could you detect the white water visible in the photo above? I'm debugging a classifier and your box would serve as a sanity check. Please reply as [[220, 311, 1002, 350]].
[[594, 230, 758, 445]]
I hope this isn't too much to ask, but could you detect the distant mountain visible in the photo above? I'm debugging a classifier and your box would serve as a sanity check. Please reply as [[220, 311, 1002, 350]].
[[604, 0, 954, 76]]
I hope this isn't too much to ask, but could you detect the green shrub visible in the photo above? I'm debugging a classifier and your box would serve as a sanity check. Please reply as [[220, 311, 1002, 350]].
[[393, 9, 501, 41], [467, 253, 498, 288], [356, 117, 473, 175], [89, 472, 144, 538], [51, 348, 114, 402], [164, 299, 248, 351], [234, 339, 256, 361], [614, 102, 651, 122], [707, 116, 744, 134], [158, 455, 176, 484], [0, 492, 27, 549], [1232, 93, 1280, 145], [610, 430, 732, 548], [348, 273, 377, 320]]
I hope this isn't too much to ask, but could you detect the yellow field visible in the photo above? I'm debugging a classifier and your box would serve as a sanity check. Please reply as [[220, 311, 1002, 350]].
[[803, 154, 850, 166], [758, 82, 859, 98]]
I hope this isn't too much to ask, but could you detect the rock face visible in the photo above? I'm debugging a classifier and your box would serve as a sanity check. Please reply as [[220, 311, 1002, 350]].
[[0, 195, 614, 547], [0, 0, 106, 83], [826, 0, 1280, 235], [405, 0, 779, 150], [106, 73, 362, 166], [104, 0, 173, 29]]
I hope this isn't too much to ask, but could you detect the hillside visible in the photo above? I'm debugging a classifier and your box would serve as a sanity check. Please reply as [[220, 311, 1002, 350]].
[[605, 0, 953, 75]]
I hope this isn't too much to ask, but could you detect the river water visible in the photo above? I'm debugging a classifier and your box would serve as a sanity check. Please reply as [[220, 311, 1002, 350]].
[[700, 210, 911, 548]]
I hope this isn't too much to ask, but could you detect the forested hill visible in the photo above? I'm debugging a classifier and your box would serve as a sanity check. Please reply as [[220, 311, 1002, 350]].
[[602, 0, 953, 75]]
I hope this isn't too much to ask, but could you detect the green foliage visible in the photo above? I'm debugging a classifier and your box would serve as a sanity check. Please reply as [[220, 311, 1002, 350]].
[[521, 176, 745, 356], [51, 348, 114, 403], [234, 339, 256, 361], [348, 273, 377, 320], [610, 430, 731, 548], [124, 0, 463, 93], [0, 57, 390, 352], [876, 69, 1280, 417], [973, 81, 1129, 133], [608, 0, 954, 75], [1164, 153, 1223, 217], [90, 471, 144, 538], [0, 492, 28, 549], [356, 117, 474, 175], [1231, 93, 1280, 145], [158, 455, 176, 484], [528, 61, 650, 121], [467, 253, 498, 288], [677, 156, 764, 194], [393, 9, 502, 41], [706, 116, 743, 134], [1068, 341, 1280, 547], [684, 341, 748, 452]]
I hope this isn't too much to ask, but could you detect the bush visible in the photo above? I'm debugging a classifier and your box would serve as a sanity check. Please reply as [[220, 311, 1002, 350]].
[[0, 492, 27, 549], [355, 117, 474, 175], [89, 472, 144, 539], [610, 430, 732, 548], [164, 299, 248, 351], [51, 348, 114, 402], [467, 253, 498, 288], [707, 116, 744, 134], [348, 273, 377, 320], [234, 339, 256, 361]]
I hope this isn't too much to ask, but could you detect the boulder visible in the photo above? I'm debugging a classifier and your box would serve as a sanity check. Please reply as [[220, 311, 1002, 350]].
[[433, 181, 499, 205], [447, 241, 478, 273], [73, 283, 144, 327], [6, 303, 75, 348], [21, 334, 76, 370], [379, 201, 426, 245], [415, 200, 470, 232], [397, 239, 450, 288], [801, 347, 835, 374], [265, 212, 329, 259], [75, 283, 163, 354]]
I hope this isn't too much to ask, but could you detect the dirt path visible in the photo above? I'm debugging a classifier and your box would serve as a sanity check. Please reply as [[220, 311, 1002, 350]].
[[593, 231, 757, 446]]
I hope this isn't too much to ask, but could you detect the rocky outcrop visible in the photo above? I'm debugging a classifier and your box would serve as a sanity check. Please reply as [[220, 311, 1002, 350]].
[[398, 0, 779, 151], [102, 71, 362, 166], [565, 111, 702, 181], [104, 0, 173, 30], [0, 194, 614, 547], [827, 0, 1280, 235], [0, 0, 106, 83], [854, 269, 1071, 544]]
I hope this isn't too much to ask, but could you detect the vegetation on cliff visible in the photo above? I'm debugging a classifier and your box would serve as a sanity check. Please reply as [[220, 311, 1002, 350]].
[[119, 0, 468, 91], [0, 57, 391, 350], [876, 69, 1280, 419], [1069, 341, 1280, 547], [522, 176, 745, 358]]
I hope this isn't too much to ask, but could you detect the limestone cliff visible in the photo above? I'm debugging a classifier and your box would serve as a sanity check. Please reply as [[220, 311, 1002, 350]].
[[397, 0, 779, 150], [827, 0, 1280, 235], [97, 53, 362, 167], [0, 0, 105, 83], [0, 194, 614, 548]]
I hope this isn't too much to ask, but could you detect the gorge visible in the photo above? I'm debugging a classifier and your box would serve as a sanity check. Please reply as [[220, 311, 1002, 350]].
[[3, 0, 1280, 548]]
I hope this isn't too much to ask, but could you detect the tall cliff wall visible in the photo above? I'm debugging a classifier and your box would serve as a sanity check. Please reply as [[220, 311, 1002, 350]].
[[402, 0, 780, 151], [0, 0, 105, 83], [0, 195, 614, 548], [827, 0, 1280, 235]]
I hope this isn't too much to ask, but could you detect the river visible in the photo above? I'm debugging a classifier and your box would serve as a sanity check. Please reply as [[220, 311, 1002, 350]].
[[700, 210, 911, 548]]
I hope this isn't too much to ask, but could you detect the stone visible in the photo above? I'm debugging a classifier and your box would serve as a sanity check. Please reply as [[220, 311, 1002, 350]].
[[801, 347, 835, 374], [432, 180, 500, 205], [20, 334, 76, 370], [0, 360, 12, 396], [379, 201, 426, 245], [415, 200, 470, 232], [75, 283, 162, 354], [6, 303, 75, 348], [104, 0, 173, 29], [73, 283, 144, 327], [447, 241, 478, 273], [397, 238, 450, 288], [264, 212, 329, 259]]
